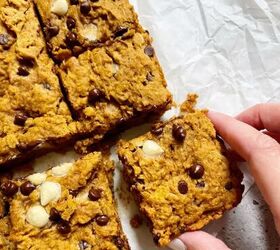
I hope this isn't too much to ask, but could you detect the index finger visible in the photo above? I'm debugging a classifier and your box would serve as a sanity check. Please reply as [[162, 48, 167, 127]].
[[208, 111, 280, 231], [236, 103, 280, 133]]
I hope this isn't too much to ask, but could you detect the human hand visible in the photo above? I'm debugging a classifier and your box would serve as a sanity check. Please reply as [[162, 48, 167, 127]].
[[168, 103, 280, 250]]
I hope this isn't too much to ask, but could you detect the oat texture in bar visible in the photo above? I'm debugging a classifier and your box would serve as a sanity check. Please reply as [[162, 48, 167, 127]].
[[118, 97, 244, 246], [0, 153, 130, 249], [0, 0, 75, 166]]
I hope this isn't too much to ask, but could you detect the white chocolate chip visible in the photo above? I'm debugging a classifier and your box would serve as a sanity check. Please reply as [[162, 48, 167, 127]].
[[40, 181, 61, 206], [26, 205, 49, 228], [142, 140, 164, 157], [75, 191, 89, 202], [81, 23, 98, 41], [51, 0, 68, 16], [111, 63, 119, 74], [26, 173, 47, 185], [51, 162, 72, 177]]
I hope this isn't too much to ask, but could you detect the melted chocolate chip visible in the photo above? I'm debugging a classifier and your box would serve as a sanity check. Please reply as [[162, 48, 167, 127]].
[[225, 181, 233, 190], [88, 88, 103, 104], [0, 34, 9, 45], [45, 25, 59, 40], [88, 188, 102, 201], [0, 181, 18, 197], [69, 189, 79, 196], [20, 181, 35, 196], [151, 124, 163, 136], [95, 215, 109, 226], [144, 45, 155, 57], [172, 124, 186, 142], [50, 208, 61, 221], [67, 17, 76, 30], [19, 57, 34, 68], [178, 180, 188, 194], [114, 237, 124, 248], [70, 0, 79, 4], [14, 113, 28, 126], [65, 32, 78, 47], [16, 140, 42, 153], [80, 1, 91, 15], [79, 241, 89, 250], [189, 164, 204, 179], [57, 221, 71, 234], [17, 66, 29, 76], [114, 26, 128, 38]]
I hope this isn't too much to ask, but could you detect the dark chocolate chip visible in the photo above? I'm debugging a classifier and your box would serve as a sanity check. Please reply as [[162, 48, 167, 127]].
[[88, 88, 103, 104], [69, 189, 79, 196], [178, 180, 188, 194], [67, 17, 76, 30], [45, 25, 59, 40], [16, 140, 42, 153], [130, 214, 143, 228], [79, 241, 89, 250], [225, 181, 233, 190], [65, 32, 78, 47], [153, 233, 161, 244], [20, 181, 35, 196], [151, 125, 163, 136], [172, 124, 186, 142], [72, 45, 85, 57], [0, 180, 18, 197], [144, 45, 155, 57], [19, 57, 34, 68], [196, 181, 205, 188], [0, 34, 9, 45], [88, 187, 102, 201], [80, 1, 91, 15], [17, 66, 29, 76], [114, 237, 124, 248], [95, 215, 109, 226], [50, 208, 61, 221], [57, 221, 71, 234], [189, 164, 204, 179], [70, 0, 79, 4], [114, 26, 128, 38], [14, 113, 28, 126]]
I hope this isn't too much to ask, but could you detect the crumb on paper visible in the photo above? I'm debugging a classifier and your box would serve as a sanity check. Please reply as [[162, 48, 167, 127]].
[[180, 93, 198, 113], [130, 214, 143, 228]]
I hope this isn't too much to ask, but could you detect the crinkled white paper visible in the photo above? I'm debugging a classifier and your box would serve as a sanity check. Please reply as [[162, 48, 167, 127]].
[[17, 0, 280, 249]]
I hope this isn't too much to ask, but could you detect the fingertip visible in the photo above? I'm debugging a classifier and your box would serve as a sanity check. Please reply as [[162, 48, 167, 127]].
[[168, 238, 187, 250]]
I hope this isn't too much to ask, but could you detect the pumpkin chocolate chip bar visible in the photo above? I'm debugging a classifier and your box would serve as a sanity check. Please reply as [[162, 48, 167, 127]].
[[59, 31, 172, 153], [0, 0, 75, 166], [117, 100, 244, 246], [0, 152, 130, 249], [35, 0, 140, 61]]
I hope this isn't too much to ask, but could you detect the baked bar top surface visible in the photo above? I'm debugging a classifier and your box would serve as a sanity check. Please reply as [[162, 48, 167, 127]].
[[118, 110, 244, 246], [35, 0, 140, 61], [0, 152, 130, 250], [0, 0, 74, 165]]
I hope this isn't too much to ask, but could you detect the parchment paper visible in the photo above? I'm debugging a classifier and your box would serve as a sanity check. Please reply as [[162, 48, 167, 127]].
[[18, 0, 280, 249]]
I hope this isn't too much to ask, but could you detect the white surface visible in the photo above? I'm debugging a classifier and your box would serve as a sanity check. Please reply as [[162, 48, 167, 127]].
[[16, 0, 280, 249]]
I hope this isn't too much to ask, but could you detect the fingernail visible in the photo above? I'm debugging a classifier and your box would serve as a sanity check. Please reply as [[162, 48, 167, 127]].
[[168, 238, 187, 250]]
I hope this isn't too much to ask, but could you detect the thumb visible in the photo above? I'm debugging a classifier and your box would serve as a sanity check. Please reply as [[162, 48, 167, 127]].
[[168, 231, 230, 250]]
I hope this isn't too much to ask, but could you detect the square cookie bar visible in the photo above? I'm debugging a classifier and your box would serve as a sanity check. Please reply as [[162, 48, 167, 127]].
[[59, 31, 172, 153], [118, 107, 244, 246], [35, 0, 140, 61], [0, 0, 75, 166], [0, 153, 130, 249]]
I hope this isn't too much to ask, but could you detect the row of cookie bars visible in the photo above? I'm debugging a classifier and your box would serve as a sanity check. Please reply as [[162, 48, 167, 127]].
[[0, 152, 130, 249], [0, 0, 172, 166]]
